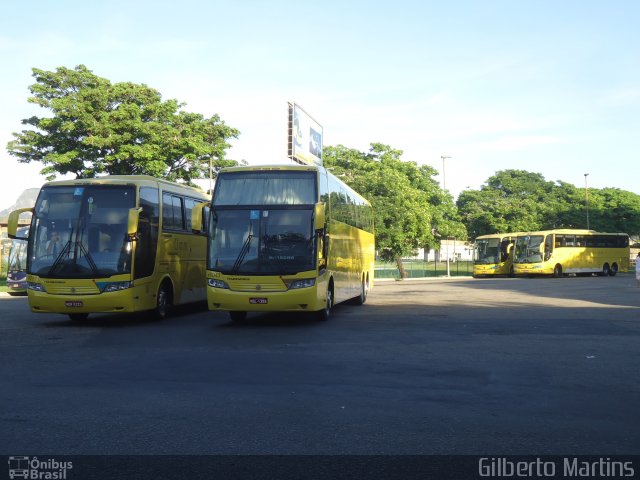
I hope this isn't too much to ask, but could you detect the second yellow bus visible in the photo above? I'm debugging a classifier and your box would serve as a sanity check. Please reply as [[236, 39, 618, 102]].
[[513, 229, 629, 277]]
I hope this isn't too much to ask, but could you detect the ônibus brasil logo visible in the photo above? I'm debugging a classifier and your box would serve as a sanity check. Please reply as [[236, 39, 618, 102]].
[[8, 456, 73, 479]]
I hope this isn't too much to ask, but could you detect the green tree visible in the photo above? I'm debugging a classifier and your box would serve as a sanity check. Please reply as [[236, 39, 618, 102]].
[[458, 170, 640, 238], [588, 188, 640, 235], [7, 65, 239, 184], [323, 143, 466, 277]]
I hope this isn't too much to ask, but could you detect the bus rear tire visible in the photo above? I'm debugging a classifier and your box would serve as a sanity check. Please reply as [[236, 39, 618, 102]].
[[601, 263, 610, 277], [350, 276, 368, 305], [229, 311, 247, 322], [69, 313, 89, 322], [609, 263, 618, 276]]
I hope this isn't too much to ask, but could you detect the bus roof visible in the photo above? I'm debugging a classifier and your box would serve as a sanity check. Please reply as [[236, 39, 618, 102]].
[[474, 232, 524, 240], [514, 229, 628, 236], [219, 164, 320, 173], [40, 175, 209, 197]]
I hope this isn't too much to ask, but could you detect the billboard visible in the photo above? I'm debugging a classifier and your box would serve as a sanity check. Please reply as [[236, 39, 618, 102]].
[[287, 103, 323, 166]]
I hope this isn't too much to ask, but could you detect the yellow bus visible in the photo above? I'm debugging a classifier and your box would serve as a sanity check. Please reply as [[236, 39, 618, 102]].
[[6, 226, 29, 295], [513, 229, 630, 277], [199, 164, 375, 321], [7, 175, 210, 321], [472, 233, 519, 277]]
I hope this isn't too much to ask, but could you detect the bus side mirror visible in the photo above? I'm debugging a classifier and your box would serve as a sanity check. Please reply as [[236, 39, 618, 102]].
[[7, 208, 33, 239], [314, 203, 325, 230], [127, 207, 142, 237], [191, 202, 209, 233]]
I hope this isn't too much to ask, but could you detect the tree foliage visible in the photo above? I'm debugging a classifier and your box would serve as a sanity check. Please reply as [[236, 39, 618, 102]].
[[7, 65, 240, 184], [323, 144, 466, 274], [457, 169, 640, 238]]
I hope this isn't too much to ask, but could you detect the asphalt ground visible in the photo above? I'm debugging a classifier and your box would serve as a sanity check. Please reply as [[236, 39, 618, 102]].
[[0, 274, 639, 455]]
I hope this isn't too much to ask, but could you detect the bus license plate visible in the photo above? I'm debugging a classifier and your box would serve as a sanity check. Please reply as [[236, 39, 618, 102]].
[[65, 301, 83, 308], [249, 298, 268, 304]]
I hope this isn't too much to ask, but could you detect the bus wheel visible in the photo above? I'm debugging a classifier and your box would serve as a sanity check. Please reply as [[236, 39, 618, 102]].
[[609, 263, 618, 276], [229, 311, 247, 322], [150, 282, 171, 320], [508, 266, 515, 278], [69, 313, 89, 322], [601, 263, 610, 277], [351, 276, 368, 305], [553, 264, 562, 278], [317, 287, 333, 321]]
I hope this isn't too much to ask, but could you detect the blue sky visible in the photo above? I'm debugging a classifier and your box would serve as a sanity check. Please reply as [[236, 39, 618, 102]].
[[1, 0, 638, 209]]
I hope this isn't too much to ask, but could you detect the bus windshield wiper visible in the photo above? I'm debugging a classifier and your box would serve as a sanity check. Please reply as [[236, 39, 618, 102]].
[[49, 229, 100, 277], [48, 233, 74, 275], [75, 241, 100, 276], [231, 234, 253, 274]]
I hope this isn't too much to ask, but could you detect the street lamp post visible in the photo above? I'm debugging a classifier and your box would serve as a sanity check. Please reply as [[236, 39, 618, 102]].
[[584, 173, 590, 230], [441, 155, 452, 276], [440, 155, 451, 191]]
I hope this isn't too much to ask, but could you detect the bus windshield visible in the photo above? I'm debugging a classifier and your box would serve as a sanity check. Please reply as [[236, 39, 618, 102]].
[[514, 235, 544, 263], [8, 231, 28, 273], [474, 238, 500, 264], [29, 185, 136, 278], [208, 208, 315, 275], [214, 171, 317, 205]]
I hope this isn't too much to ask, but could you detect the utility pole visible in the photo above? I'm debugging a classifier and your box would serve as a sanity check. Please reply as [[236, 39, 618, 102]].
[[441, 155, 452, 276], [584, 173, 590, 230], [440, 155, 451, 191]]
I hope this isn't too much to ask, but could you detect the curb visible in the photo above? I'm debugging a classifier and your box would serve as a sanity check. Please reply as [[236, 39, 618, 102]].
[[375, 276, 474, 282]]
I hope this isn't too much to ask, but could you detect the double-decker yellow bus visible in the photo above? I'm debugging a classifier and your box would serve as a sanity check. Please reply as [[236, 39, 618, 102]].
[[472, 233, 519, 277], [198, 164, 375, 321], [7, 175, 209, 321], [513, 229, 630, 277]]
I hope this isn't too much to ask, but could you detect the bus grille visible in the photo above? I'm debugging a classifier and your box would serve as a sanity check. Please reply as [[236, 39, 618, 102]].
[[44, 285, 100, 295], [226, 277, 287, 292]]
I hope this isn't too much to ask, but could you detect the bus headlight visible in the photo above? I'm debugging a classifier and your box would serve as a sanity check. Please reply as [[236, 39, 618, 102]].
[[208, 278, 229, 289], [27, 282, 46, 292], [98, 281, 132, 293], [288, 278, 315, 290]]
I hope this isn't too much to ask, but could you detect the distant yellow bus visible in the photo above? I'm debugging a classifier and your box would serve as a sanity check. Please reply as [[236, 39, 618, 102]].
[[8, 175, 209, 321], [513, 229, 630, 277], [200, 164, 375, 321], [6, 226, 29, 295], [472, 233, 519, 277]]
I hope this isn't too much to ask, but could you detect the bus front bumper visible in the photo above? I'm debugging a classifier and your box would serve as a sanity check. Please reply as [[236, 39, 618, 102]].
[[27, 289, 140, 315], [513, 264, 548, 275], [207, 286, 324, 313]]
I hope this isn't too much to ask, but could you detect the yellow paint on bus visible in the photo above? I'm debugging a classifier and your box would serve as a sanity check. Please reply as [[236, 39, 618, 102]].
[[513, 229, 629, 277], [7, 175, 209, 321], [202, 164, 375, 321]]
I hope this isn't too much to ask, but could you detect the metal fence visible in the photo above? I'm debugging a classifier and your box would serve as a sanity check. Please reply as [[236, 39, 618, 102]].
[[375, 259, 473, 279], [0, 252, 475, 281]]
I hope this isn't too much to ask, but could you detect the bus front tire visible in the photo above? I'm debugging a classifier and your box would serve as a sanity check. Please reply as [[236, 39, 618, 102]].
[[150, 283, 171, 320], [553, 264, 563, 278], [317, 288, 333, 321]]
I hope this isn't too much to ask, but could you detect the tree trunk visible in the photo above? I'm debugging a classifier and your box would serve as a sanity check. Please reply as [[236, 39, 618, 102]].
[[395, 257, 408, 279]]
